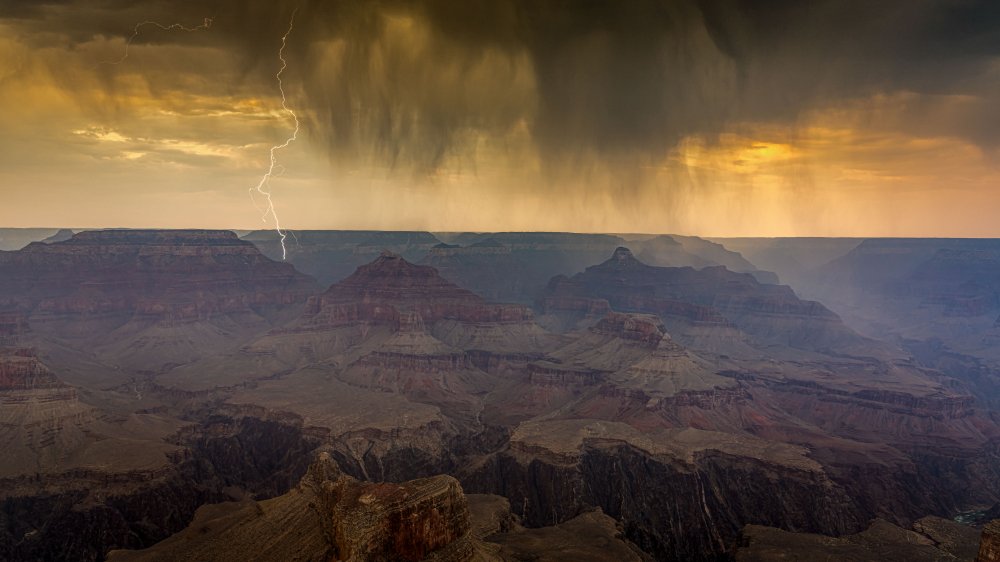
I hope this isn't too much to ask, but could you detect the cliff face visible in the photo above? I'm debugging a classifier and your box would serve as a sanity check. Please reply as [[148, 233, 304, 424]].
[[0, 230, 319, 374], [471, 278, 999, 561], [464, 424, 860, 560], [0, 347, 69, 392], [0, 415, 317, 562], [106, 454, 651, 562], [303, 251, 534, 329], [464, 416, 997, 561], [0, 346, 108, 479], [233, 252, 550, 409], [980, 520, 1000, 562], [106, 452, 476, 562], [541, 247, 862, 353], [0, 230, 317, 322]]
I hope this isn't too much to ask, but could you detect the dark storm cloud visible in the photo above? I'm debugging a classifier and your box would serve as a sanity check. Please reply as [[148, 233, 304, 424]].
[[4, 0, 1000, 171]]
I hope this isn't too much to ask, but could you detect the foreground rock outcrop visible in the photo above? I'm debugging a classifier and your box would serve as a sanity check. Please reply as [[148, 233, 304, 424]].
[[980, 520, 1000, 562], [99, 454, 470, 562], [108, 452, 648, 562]]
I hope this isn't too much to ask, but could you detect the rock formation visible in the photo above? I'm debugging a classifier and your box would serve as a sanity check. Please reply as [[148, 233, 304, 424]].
[[464, 420, 862, 560], [0, 229, 319, 374], [107, 452, 647, 562], [0, 229, 317, 320], [415, 232, 775, 306], [242, 229, 443, 286], [271, 249, 550, 365], [482, 504, 651, 561], [303, 250, 533, 325], [540, 246, 864, 354], [980, 520, 1000, 562], [799, 238, 1000, 410], [0, 341, 184, 480], [459, 250, 1000, 558], [102, 452, 462, 561], [1, 411, 319, 562]]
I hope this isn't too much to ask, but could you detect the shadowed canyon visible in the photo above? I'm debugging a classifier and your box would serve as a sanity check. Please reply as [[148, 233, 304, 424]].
[[0, 228, 997, 560]]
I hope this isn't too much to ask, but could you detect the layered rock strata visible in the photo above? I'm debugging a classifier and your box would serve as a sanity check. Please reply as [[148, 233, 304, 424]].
[[540, 247, 865, 353], [0, 229, 319, 375], [107, 452, 477, 562]]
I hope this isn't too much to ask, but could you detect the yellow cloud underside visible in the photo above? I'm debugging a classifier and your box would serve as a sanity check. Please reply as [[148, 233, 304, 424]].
[[2, 22, 1000, 236]]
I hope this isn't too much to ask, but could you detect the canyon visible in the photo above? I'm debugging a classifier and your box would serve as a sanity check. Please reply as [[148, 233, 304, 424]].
[[0, 229, 997, 561]]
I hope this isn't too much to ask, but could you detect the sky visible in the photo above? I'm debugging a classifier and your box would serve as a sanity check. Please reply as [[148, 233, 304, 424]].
[[1, 0, 999, 236]]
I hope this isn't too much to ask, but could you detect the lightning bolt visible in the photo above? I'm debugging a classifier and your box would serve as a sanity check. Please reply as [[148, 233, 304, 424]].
[[101, 18, 213, 65], [250, 10, 299, 261], [98, 12, 298, 260]]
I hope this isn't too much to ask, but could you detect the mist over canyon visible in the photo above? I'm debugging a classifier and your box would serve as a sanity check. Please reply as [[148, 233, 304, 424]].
[[0, 227, 996, 561]]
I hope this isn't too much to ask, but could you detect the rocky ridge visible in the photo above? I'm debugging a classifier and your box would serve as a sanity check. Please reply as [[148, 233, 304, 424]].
[[418, 232, 777, 305], [541, 247, 862, 353]]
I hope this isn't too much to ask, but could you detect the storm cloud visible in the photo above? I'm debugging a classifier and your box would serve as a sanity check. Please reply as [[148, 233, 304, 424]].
[[5, 0, 999, 170], [2, 1, 1000, 235]]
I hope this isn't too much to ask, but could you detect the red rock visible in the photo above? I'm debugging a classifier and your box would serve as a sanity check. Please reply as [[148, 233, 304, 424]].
[[591, 312, 666, 345], [0, 348, 69, 391], [301, 251, 533, 329]]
